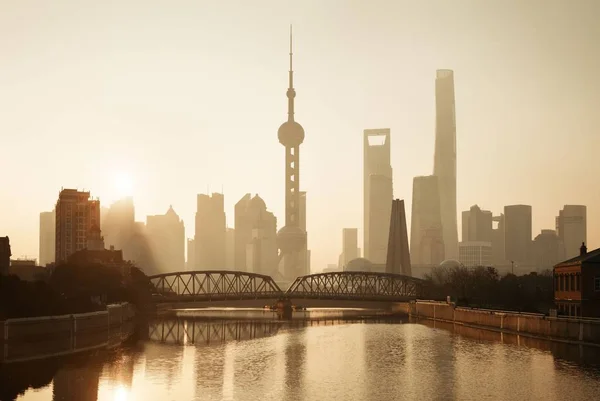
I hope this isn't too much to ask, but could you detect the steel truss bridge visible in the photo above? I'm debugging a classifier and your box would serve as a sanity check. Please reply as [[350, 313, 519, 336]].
[[149, 270, 425, 304]]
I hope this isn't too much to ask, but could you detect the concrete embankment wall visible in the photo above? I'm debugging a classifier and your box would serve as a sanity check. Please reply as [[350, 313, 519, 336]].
[[410, 300, 600, 345], [0, 303, 135, 363]]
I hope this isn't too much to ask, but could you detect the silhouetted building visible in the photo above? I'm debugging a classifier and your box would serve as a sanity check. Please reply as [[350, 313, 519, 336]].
[[459, 241, 492, 267], [433, 69, 459, 259], [195, 193, 226, 269], [86, 224, 105, 251], [68, 247, 124, 268], [1, 237, 12, 275], [554, 243, 600, 317], [101, 197, 135, 260], [556, 205, 587, 260], [127, 222, 154, 273], [9, 259, 46, 281], [533, 229, 565, 271], [235, 194, 278, 275], [276, 28, 308, 284], [410, 175, 444, 266], [186, 238, 195, 270], [386, 199, 411, 276], [364, 129, 393, 265], [504, 205, 532, 265], [225, 227, 235, 270], [462, 205, 493, 242], [39, 210, 55, 266], [491, 214, 506, 265], [298, 191, 310, 275], [55, 189, 100, 264], [339, 228, 359, 268], [146, 206, 185, 274]]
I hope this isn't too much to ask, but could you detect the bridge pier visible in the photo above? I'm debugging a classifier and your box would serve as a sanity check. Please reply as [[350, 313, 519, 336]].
[[276, 299, 293, 320]]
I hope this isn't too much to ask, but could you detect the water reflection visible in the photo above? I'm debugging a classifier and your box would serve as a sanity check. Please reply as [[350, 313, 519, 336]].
[[5, 312, 600, 401]]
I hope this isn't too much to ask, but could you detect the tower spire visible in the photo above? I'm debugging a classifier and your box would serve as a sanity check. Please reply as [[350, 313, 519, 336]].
[[287, 24, 295, 122]]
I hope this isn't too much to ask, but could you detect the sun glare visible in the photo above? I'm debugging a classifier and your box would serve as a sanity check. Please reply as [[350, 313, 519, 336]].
[[113, 385, 130, 401], [114, 172, 134, 198]]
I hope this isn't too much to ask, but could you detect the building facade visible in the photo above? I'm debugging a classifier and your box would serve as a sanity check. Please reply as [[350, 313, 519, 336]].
[[340, 228, 359, 269], [386, 199, 412, 276], [459, 241, 493, 267], [433, 69, 459, 260], [556, 205, 587, 260], [410, 175, 444, 266], [101, 197, 135, 261], [462, 205, 492, 243], [55, 189, 101, 264], [554, 243, 600, 317], [532, 229, 565, 271], [39, 210, 56, 266], [195, 193, 226, 270]]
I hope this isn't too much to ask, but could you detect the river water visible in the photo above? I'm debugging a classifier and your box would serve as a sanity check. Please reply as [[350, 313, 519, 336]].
[[4, 308, 600, 401]]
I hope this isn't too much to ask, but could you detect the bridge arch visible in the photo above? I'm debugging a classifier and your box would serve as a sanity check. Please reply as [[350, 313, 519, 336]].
[[149, 270, 283, 302], [285, 271, 424, 301]]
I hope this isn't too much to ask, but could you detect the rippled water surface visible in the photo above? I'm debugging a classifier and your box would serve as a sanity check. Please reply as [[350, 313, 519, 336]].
[[7, 309, 600, 401]]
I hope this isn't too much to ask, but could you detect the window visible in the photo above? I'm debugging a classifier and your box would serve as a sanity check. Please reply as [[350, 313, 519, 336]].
[[594, 277, 600, 292]]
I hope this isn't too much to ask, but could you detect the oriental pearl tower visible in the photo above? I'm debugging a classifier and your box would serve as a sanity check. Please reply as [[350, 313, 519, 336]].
[[277, 26, 307, 283]]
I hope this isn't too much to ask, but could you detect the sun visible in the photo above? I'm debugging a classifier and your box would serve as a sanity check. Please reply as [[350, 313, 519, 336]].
[[114, 171, 134, 198]]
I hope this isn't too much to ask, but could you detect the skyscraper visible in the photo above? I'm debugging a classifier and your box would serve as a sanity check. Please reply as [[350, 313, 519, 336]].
[[195, 193, 226, 269], [410, 175, 444, 266], [364, 128, 393, 264], [102, 197, 135, 260], [55, 189, 100, 264], [146, 206, 185, 274], [504, 205, 532, 265], [532, 229, 565, 271], [556, 205, 587, 259], [340, 228, 359, 268], [386, 199, 411, 276], [461, 205, 493, 243], [433, 69, 458, 259], [39, 210, 56, 266], [491, 214, 505, 266], [186, 238, 195, 270], [276, 27, 307, 283], [235, 194, 278, 275]]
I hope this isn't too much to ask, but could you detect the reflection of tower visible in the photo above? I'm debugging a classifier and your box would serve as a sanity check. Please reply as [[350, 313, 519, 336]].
[[386, 199, 412, 275], [363, 129, 393, 264], [52, 361, 102, 401], [277, 26, 307, 283], [433, 69, 458, 259]]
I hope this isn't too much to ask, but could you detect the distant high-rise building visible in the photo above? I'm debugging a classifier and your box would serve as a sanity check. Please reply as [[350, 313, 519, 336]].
[[101, 198, 135, 261], [298, 191, 310, 275], [195, 193, 226, 269], [504, 205, 532, 265], [410, 175, 445, 266], [462, 205, 493, 243], [340, 228, 359, 268], [491, 214, 505, 266], [364, 128, 393, 264], [186, 238, 195, 270], [459, 241, 493, 267], [0, 236, 11, 275], [433, 69, 458, 259], [39, 210, 56, 266], [55, 189, 100, 264], [532, 229, 565, 271], [146, 206, 185, 274], [235, 194, 278, 276], [386, 199, 411, 276], [556, 205, 587, 259], [225, 228, 235, 270]]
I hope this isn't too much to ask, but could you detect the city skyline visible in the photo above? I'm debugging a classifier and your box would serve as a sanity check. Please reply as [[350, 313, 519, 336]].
[[2, 1, 600, 271]]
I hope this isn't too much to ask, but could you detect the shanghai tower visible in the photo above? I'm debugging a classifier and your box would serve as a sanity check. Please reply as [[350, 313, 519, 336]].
[[433, 69, 458, 259], [277, 27, 307, 283]]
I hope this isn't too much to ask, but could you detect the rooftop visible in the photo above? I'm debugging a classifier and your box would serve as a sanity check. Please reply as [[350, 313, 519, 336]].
[[555, 247, 600, 268]]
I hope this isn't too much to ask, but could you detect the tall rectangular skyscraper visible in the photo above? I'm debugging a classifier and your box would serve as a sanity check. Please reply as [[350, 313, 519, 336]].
[[39, 210, 55, 266], [462, 205, 493, 243], [364, 129, 393, 264], [195, 193, 226, 269], [410, 176, 445, 266], [504, 205, 532, 265], [433, 69, 458, 259], [556, 205, 587, 259], [341, 228, 359, 268]]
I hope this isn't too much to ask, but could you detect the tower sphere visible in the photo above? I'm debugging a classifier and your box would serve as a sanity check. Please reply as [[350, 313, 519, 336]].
[[277, 225, 306, 253], [278, 120, 305, 147]]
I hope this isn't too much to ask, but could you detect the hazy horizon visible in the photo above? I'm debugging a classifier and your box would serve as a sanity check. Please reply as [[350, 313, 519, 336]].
[[2, 0, 599, 270]]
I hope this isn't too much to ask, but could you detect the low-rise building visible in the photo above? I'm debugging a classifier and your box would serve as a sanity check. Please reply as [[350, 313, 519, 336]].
[[0, 236, 11, 275], [458, 241, 492, 267], [553, 243, 600, 317]]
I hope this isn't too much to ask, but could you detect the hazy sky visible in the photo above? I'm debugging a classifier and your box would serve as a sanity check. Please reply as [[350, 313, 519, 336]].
[[1, 0, 599, 271]]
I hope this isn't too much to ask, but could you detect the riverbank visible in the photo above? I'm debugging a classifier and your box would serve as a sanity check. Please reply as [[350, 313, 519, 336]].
[[406, 300, 600, 346], [0, 302, 136, 363]]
